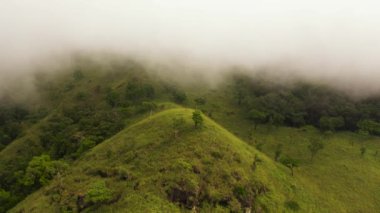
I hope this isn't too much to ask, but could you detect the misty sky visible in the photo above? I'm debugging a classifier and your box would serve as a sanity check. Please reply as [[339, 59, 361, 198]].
[[1, 0, 380, 95]]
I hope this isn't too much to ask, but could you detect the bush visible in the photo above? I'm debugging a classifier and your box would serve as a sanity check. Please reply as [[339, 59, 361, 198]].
[[21, 155, 68, 187], [194, 97, 206, 105], [284, 200, 300, 211], [172, 91, 187, 104], [192, 110, 203, 129], [248, 109, 267, 129], [86, 180, 113, 204], [319, 116, 344, 131]]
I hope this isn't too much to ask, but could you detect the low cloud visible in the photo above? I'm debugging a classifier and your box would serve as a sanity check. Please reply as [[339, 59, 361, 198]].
[[1, 0, 380, 96]]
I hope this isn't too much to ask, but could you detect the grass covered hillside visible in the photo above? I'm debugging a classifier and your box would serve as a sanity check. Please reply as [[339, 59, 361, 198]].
[[1, 58, 380, 212], [251, 126, 380, 211], [10, 108, 313, 212]]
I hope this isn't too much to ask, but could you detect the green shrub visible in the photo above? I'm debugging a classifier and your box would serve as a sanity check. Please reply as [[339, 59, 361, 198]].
[[86, 180, 113, 204], [21, 155, 68, 187], [284, 200, 300, 211]]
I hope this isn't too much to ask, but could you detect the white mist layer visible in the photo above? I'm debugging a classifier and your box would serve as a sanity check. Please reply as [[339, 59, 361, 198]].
[[1, 0, 380, 95]]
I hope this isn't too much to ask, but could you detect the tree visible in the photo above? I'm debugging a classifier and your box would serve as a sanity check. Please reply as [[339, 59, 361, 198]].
[[105, 88, 119, 107], [75, 138, 96, 157], [194, 97, 206, 106], [21, 155, 68, 187], [125, 82, 155, 103], [248, 109, 267, 129], [289, 112, 306, 127], [270, 112, 285, 127], [280, 157, 298, 176], [0, 188, 13, 213], [141, 101, 157, 116], [192, 110, 203, 129], [357, 119, 380, 136], [319, 116, 344, 132], [172, 90, 187, 104], [308, 138, 324, 161], [85, 180, 113, 205]]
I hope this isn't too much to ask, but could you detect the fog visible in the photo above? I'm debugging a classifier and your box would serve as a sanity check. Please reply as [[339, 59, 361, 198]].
[[1, 0, 380, 96]]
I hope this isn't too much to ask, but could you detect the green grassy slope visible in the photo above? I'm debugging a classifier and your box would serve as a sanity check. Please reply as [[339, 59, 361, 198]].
[[252, 126, 380, 212], [10, 108, 311, 212], [183, 86, 380, 212], [3, 58, 380, 212]]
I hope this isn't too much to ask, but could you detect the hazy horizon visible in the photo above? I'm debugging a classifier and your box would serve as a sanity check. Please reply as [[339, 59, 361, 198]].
[[1, 0, 380, 96]]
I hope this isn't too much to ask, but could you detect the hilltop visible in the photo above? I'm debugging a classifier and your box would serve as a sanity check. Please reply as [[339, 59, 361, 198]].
[[10, 108, 309, 212]]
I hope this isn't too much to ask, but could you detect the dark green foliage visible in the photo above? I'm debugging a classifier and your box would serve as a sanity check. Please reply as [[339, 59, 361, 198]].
[[231, 76, 247, 105], [75, 91, 87, 101], [140, 101, 158, 114], [194, 97, 206, 106], [41, 108, 124, 159], [233, 182, 267, 209], [269, 112, 285, 127], [248, 109, 267, 129], [357, 119, 380, 136], [319, 116, 344, 132], [75, 138, 96, 157], [125, 82, 155, 103], [289, 112, 306, 127], [192, 110, 203, 128], [255, 142, 264, 151], [0, 188, 18, 212], [78, 110, 124, 144], [172, 90, 187, 104], [280, 157, 299, 176], [284, 200, 300, 211], [227, 73, 380, 132], [105, 88, 120, 107], [0, 105, 29, 148], [40, 115, 76, 158]]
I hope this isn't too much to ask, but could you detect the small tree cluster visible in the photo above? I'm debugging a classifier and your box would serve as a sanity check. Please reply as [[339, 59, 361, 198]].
[[319, 116, 344, 132], [248, 109, 267, 130], [20, 154, 68, 188], [280, 157, 298, 176], [85, 180, 113, 204], [192, 110, 204, 129], [357, 119, 380, 136]]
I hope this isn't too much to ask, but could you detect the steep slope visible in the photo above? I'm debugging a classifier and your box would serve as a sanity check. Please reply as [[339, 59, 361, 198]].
[[10, 108, 311, 212]]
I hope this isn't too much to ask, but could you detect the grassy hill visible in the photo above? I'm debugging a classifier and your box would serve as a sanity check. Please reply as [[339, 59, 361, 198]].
[[10, 108, 312, 212], [1, 58, 380, 212], [252, 126, 380, 211]]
